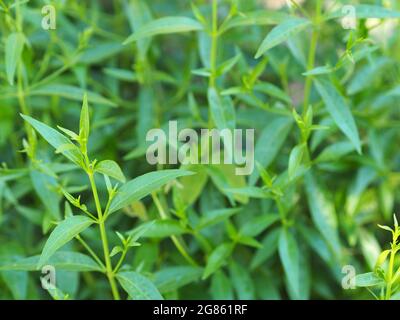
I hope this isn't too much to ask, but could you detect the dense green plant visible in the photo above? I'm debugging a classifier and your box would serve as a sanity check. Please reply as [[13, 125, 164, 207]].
[[19, 95, 192, 299], [356, 215, 400, 300], [0, 0, 399, 300]]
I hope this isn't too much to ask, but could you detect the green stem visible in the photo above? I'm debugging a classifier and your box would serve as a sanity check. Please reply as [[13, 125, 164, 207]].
[[76, 235, 106, 271], [17, 58, 36, 158], [303, 0, 322, 116], [386, 248, 395, 300], [15, 0, 37, 159], [208, 0, 219, 129], [113, 247, 128, 274], [152, 193, 198, 266], [29, 63, 72, 91], [275, 196, 286, 223], [209, 0, 218, 88], [88, 172, 120, 300]]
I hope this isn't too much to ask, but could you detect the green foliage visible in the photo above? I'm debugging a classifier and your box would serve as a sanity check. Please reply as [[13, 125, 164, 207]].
[[356, 216, 400, 299], [0, 0, 399, 300]]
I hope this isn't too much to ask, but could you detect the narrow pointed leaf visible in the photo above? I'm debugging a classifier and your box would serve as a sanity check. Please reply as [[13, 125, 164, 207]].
[[21, 115, 83, 166], [208, 87, 236, 131], [305, 172, 341, 259], [79, 93, 90, 148], [154, 266, 203, 292], [29, 84, 116, 107], [123, 16, 203, 44], [95, 160, 126, 183], [0, 252, 102, 272], [255, 18, 311, 58], [355, 272, 384, 287], [288, 144, 306, 179], [278, 228, 300, 298], [203, 243, 234, 279], [5, 32, 25, 85], [38, 216, 94, 268], [109, 170, 194, 214], [116, 271, 163, 300], [314, 78, 361, 154]]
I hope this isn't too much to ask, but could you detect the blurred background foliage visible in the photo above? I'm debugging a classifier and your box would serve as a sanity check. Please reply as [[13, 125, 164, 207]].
[[0, 0, 399, 299]]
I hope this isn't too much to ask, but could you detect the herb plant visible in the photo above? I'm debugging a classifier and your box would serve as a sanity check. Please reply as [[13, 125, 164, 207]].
[[0, 0, 399, 300], [356, 215, 400, 300]]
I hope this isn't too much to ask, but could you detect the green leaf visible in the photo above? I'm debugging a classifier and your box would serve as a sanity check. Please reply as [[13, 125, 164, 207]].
[[315, 141, 355, 163], [47, 286, 69, 300], [305, 172, 341, 260], [327, 5, 400, 20], [359, 229, 382, 271], [51, 271, 78, 298], [29, 84, 116, 107], [210, 271, 234, 299], [355, 272, 384, 287], [173, 165, 207, 207], [116, 271, 163, 300], [208, 87, 236, 131], [79, 93, 90, 150], [188, 93, 202, 121], [278, 228, 300, 298], [225, 186, 269, 199], [79, 42, 124, 64], [375, 250, 390, 271], [123, 16, 203, 44], [216, 54, 241, 76], [236, 236, 263, 249], [104, 68, 137, 82], [208, 164, 248, 204], [134, 219, 187, 238], [137, 86, 156, 144], [250, 117, 292, 185], [110, 246, 123, 257], [1, 270, 27, 299], [196, 208, 241, 230], [347, 58, 390, 95], [255, 18, 311, 59], [378, 224, 393, 233], [254, 82, 292, 104], [219, 10, 289, 34], [128, 221, 156, 242], [228, 261, 255, 299], [0, 252, 102, 272], [154, 266, 203, 293], [239, 214, 279, 237], [288, 144, 306, 179], [95, 160, 126, 183], [302, 65, 334, 76], [21, 115, 83, 166], [251, 228, 280, 270], [346, 167, 376, 216], [109, 169, 194, 214], [379, 181, 395, 220], [203, 243, 234, 279], [124, 0, 152, 58], [314, 78, 361, 154], [30, 169, 60, 220], [5, 32, 25, 85], [38, 216, 94, 268], [298, 224, 332, 265]]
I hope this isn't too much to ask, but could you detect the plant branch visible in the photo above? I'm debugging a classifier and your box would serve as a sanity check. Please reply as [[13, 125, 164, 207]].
[[88, 171, 120, 300]]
